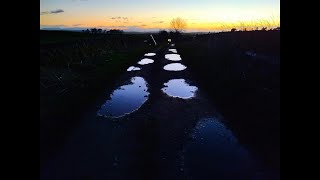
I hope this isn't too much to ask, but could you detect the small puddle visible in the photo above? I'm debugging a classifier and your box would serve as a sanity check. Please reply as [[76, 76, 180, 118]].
[[127, 66, 141, 71], [144, 53, 156, 57], [168, 49, 177, 53], [137, 58, 154, 65], [245, 51, 257, 57], [183, 117, 257, 179], [97, 77, 149, 118], [161, 79, 197, 99], [163, 63, 187, 71], [165, 54, 181, 61]]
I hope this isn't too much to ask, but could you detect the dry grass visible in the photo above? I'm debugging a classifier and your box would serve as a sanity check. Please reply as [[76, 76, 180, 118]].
[[216, 16, 280, 31]]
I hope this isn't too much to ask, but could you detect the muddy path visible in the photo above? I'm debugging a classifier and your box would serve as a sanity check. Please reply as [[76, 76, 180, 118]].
[[40, 44, 278, 180]]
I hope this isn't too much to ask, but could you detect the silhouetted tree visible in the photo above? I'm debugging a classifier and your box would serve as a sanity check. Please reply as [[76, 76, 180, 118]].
[[231, 28, 237, 32], [170, 17, 187, 33], [158, 30, 169, 42], [90, 28, 98, 34], [261, 27, 267, 31], [107, 29, 124, 34], [97, 29, 102, 34]]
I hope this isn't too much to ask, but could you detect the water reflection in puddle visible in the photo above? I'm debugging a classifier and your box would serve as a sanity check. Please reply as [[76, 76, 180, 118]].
[[245, 51, 257, 57], [183, 117, 258, 179], [127, 66, 141, 71], [97, 77, 149, 118], [144, 53, 156, 56], [163, 63, 187, 71], [168, 49, 177, 53], [161, 79, 197, 99], [137, 58, 154, 65], [165, 54, 181, 61]]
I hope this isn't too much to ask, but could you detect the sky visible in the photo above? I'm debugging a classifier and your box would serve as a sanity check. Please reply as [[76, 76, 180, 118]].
[[40, 0, 280, 32]]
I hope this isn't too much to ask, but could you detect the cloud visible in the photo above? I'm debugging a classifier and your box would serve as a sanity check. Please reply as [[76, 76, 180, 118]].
[[73, 24, 83, 26], [50, 9, 64, 14], [40, 24, 164, 33], [153, 21, 164, 24], [110, 16, 128, 20], [41, 9, 64, 15]]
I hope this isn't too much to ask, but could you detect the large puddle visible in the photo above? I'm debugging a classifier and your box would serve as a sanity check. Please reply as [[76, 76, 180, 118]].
[[165, 54, 182, 61], [127, 66, 141, 71], [161, 79, 197, 99], [168, 49, 177, 53], [144, 53, 156, 57], [137, 58, 154, 65], [97, 77, 149, 118], [163, 63, 187, 71], [183, 117, 260, 179]]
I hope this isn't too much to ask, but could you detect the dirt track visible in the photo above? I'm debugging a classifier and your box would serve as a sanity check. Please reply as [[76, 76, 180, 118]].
[[40, 44, 278, 180]]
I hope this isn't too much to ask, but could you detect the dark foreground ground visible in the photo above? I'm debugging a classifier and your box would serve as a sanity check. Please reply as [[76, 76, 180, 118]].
[[178, 30, 280, 173], [40, 30, 280, 180]]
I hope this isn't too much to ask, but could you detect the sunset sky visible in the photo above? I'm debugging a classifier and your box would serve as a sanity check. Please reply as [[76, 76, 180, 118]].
[[40, 0, 280, 32]]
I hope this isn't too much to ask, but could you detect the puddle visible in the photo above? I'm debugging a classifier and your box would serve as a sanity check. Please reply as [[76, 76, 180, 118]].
[[163, 63, 187, 71], [183, 117, 259, 179], [161, 79, 197, 99], [165, 54, 181, 61], [127, 66, 141, 71], [168, 49, 177, 53], [97, 77, 149, 118], [137, 58, 154, 65], [245, 51, 257, 57], [144, 53, 156, 57]]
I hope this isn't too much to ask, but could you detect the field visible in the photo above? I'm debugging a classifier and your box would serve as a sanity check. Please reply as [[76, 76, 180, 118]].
[[40, 30, 164, 161], [40, 29, 280, 179], [177, 30, 280, 171]]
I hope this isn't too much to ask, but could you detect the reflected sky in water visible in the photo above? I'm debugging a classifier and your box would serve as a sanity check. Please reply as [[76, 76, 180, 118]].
[[162, 79, 197, 99], [144, 53, 156, 56], [165, 54, 181, 61], [168, 49, 177, 53], [137, 58, 154, 65], [183, 117, 262, 179], [127, 66, 141, 71], [163, 63, 187, 71], [97, 77, 149, 118]]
